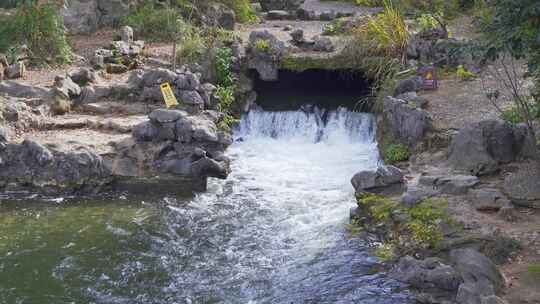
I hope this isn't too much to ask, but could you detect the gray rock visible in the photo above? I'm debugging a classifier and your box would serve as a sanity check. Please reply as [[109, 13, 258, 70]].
[[351, 165, 404, 194], [313, 36, 335, 52], [401, 186, 437, 207], [132, 120, 159, 142], [267, 10, 293, 20], [448, 120, 536, 176], [395, 91, 429, 109], [0, 126, 9, 142], [247, 30, 286, 81], [450, 248, 505, 293], [259, 0, 304, 11], [468, 188, 511, 211], [175, 73, 200, 91], [419, 174, 479, 195], [290, 29, 304, 43], [106, 63, 129, 74], [142, 68, 178, 87], [191, 157, 230, 179], [149, 109, 188, 124], [0, 81, 51, 99], [54, 75, 81, 99], [205, 2, 235, 30], [503, 162, 540, 208], [379, 96, 432, 147], [394, 76, 423, 96], [68, 67, 97, 86], [480, 295, 509, 304], [62, 0, 99, 34], [5, 62, 25, 79], [391, 256, 462, 292], [77, 85, 112, 104], [120, 25, 134, 43]]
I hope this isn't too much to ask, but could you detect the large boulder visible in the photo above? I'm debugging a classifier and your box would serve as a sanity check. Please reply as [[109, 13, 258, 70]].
[[0, 81, 52, 99], [247, 30, 286, 81], [450, 248, 505, 304], [468, 188, 511, 211], [503, 162, 540, 208], [259, 0, 304, 11], [448, 120, 536, 176], [0, 139, 111, 192], [391, 256, 462, 293], [351, 165, 404, 194], [379, 96, 432, 148], [63, 0, 130, 34], [204, 2, 235, 30]]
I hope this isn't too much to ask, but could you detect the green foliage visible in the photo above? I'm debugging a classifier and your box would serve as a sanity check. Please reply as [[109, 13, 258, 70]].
[[375, 243, 396, 261], [221, 0, 257, 23], [122, 2, 183, 42], [323, 18, 349, 36], [352, 194, 449, 253], [356, 0, 410, 62], [253, 39, 270, 52], [500, 107, 525, 125], [0, 1, 72, 64], [415, 14, 439, 31], [406, 199, 448, 248], [384, 143, 410, 164], [213, 47, 238, 132], [529, 264, 540, 274], [456, 65, 476, 81]]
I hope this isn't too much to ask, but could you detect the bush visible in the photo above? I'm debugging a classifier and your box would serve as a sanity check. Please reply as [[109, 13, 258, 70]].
[[355, 0, 409, 62], [384, 143, 410, 164], [122, 3, 183, 42], [375, 243, 396, 261], [221, 0, 257, 23], [0, 1, 72, 64], [456, 65, 476, 81]]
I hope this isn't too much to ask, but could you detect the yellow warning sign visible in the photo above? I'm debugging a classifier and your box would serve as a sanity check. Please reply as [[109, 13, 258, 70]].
[[160, 82, 179, 108]]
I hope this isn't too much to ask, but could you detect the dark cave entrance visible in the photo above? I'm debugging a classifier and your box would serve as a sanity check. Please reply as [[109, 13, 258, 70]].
[[252, 69, 372, 111]]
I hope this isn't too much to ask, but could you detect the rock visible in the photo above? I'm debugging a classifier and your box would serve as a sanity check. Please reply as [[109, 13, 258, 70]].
[[106, 63, 129, 74], [142, 68, 178, 87], [394, 76, 423, 96], [503, 162, 540, 208], [120, 25, 134, 43], [175, 72, 200, 91], [450, 248, 505, 293], [391, 256, 462, 292], [480, 295, 509, 304], [395, 92, 429, 109], [132, 120, 159, 142], [401, 186, 437, 207], [77, 85, 112, 104], [467, 188, 511, 211], [191, 157, 230, 179], [313, 36, 335, 52], [247, 30, 286, 81], [148, 109, 188, 124], [259, 0, 304, 11], [205, 2, 235, 30], [379, 96, 432, 148], [448, 120, 536, 176], [267, 10, 293, 20], [178, 90, 204, 115], [54, 75, 81, 99], [5, 62, 26, 79], [351, 165, 404, 194], [62, 0, 99, 34], [0, 138, 111, 192], [0, 81, 51, 99], [68, 67, 97, 86], [290, 29, 304, 43], [497, 204, 519, 222], [0, 125, 9, 142], [0, 53, 8, 68], [419, 174, 479, 195]]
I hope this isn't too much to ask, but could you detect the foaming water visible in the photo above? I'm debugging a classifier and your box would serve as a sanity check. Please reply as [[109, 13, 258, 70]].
[[0, 108, 413, 304]]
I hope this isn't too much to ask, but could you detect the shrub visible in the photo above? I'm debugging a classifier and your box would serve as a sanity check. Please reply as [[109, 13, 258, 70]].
[[0, 1, 72, 64], [253, 39, 270, 52], [406, 198, 448, 249], [500, 107, 525, 125], [375, 242, 396, 261], [456, 65, 476, 81], [221, 0, 257, 23], [384, 143, 410, 164], [355, 0, 409, 62], [215, 47, 235, 86], [122, 3, 183, 42]]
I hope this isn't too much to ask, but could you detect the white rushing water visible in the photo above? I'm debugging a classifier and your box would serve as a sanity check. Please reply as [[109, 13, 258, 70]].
[[155, 108, 412, 303]]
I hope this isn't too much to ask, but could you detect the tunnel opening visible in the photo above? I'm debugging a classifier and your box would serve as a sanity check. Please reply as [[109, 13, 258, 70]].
[[252, 69, 372, 111]]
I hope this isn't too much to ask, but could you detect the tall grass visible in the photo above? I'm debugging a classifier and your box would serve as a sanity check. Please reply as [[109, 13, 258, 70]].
[[356, 0, 409, 62]]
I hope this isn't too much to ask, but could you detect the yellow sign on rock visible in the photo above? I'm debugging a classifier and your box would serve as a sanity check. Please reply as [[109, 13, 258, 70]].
[[160, 82, 179, 108]]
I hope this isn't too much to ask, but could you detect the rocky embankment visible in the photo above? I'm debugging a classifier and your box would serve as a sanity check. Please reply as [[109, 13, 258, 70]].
[[0, 27, 232, 194]]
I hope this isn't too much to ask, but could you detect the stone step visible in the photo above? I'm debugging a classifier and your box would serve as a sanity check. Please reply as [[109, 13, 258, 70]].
[[42, 114, 148, 134]]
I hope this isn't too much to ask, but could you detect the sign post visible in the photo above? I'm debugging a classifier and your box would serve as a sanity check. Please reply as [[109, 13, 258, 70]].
[[160, 82, 179, 108], [417, 66, 438, 90]]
